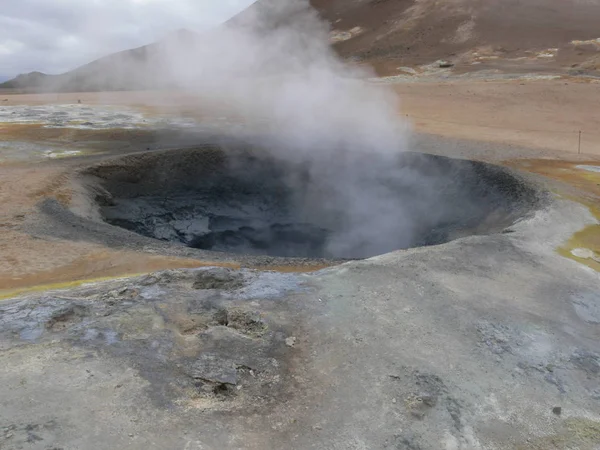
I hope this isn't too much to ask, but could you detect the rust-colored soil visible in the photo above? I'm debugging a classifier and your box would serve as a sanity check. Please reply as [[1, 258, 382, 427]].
[[0, 123, 158, 144], [0, 163, 223, 294]]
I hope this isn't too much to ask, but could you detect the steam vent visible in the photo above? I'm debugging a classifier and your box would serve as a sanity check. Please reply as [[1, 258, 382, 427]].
[[85, 144, 537, 261], [5, 0, 600, 446]]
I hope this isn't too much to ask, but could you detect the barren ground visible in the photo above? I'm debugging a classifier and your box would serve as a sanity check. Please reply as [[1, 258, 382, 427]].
[[2, 78, 600, 449], [3, 0, 600, 444], [2, 79, 600, 296], [0, 81, 599, 304], [3, 77, 600, 153]]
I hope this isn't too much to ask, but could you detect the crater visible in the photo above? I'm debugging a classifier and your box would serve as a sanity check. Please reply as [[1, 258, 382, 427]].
[[83, 144, 538, 260]]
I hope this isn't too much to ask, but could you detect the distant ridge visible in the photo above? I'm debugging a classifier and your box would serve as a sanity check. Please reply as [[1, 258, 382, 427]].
[[2, 0, 600, 91], [0, 29, 201, 92]]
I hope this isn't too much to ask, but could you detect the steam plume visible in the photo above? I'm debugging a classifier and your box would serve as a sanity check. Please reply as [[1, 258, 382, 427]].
[[162, 0, 430, 258], [158, 0, 427, 257]]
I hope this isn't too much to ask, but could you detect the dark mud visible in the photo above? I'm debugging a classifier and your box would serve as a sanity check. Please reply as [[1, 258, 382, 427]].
[[84, 145, 539, 259]]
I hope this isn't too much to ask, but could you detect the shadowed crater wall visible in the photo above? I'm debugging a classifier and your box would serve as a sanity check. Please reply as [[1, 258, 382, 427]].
[[84, 145, 538, 259]]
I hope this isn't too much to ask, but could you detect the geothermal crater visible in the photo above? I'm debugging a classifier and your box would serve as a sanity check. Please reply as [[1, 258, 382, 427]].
[[85, 145, 537, 259]]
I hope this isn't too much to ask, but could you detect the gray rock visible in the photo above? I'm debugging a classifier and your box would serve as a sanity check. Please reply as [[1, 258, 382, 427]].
[[390, 432, 423, 450], [571, 350, 600, 375], [476, 321, 514, 355], [544, 373, 566, 393], [571, 292, 600, 324], [189, 353, 238, 386], [192, 268, 246, 290]]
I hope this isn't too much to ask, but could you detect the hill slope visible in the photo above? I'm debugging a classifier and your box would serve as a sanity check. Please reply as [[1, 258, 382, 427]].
[[3, 0, 600, 91], [0, 29, 200, 92], [229, 0, 600, 76], [312, 0, 600, 75]]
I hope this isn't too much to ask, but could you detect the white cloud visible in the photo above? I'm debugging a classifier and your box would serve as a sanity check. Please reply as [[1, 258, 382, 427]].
[[0, 39, 25, 56], [0, 0, 256, 77]]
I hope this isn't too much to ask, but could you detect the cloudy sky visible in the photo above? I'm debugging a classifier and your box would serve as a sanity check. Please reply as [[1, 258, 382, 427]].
[[0, 0, 255, 80]]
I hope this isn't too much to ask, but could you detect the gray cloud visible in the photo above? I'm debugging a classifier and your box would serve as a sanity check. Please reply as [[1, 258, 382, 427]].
[[0, 0, 255, 77]]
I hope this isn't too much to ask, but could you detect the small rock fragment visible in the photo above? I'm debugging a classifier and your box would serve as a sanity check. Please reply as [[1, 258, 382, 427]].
[[571, 350, 600, 374], [189, 353, 238, 386], [438, 60, 454, 68], [226, 309, 267, 336], [410, 410, 425, 419], [192, 268, 245, 291], [420, 393, 438, 407], [393, 432, 422, 450], [544, 373, 566, 393], [285, 336, 297, 347], [552, 406, 562, 416], [571, 248, 595, 259]]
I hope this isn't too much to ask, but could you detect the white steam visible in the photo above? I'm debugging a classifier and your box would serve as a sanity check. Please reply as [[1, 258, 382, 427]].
[[161, 0, 426, 258]]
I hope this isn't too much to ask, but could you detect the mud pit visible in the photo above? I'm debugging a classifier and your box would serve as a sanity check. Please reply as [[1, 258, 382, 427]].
[[84, 145, 537, 260], [5, 131, 600, 450]]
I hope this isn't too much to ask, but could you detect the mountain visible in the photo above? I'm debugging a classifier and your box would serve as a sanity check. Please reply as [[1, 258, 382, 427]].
[[0, 29, 200, 92], [228, 0, 600, 76], [3, 0, 600, 92], [310, 0, 600, 75], [0, 71, 55, 89]]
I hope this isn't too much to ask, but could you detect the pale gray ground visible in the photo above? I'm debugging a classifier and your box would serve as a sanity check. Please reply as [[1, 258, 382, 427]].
[[1, 188, 600, 449], [0, 104, 201, 129], [1, 116, 599, 449]]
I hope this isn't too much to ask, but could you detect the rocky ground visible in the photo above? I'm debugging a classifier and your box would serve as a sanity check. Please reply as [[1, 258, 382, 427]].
[[1, 190, 600, 448], [1, 84, 600, 448]]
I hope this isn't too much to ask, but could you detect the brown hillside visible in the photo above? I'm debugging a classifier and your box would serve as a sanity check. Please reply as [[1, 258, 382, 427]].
[[309, 0, 600, 75], [3, 0, 600, 92]]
